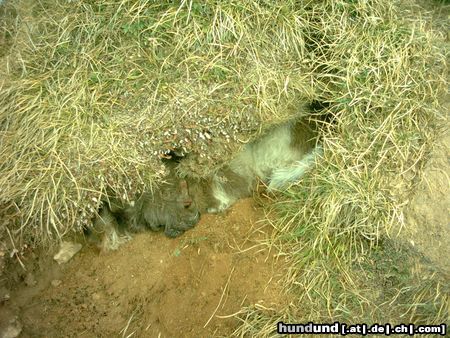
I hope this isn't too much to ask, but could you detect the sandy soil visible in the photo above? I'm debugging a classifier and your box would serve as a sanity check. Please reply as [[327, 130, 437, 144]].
[[0, 199, 287, 337], [404, 131, 450, 272]]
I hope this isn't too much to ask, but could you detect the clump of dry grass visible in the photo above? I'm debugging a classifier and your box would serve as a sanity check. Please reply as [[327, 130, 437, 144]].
[[0, 0, 319, 241], [231, 0, 448, 334], [232, 239, 449, 337]]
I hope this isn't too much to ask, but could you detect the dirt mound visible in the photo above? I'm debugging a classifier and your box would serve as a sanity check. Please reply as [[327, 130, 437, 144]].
[[2, 199, 286, 337]]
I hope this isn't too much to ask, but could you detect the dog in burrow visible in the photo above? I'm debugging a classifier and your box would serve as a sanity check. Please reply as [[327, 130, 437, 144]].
[[187, 115, 322, 214], [89, 114, 322, 250], [88, 161, 200, 251]]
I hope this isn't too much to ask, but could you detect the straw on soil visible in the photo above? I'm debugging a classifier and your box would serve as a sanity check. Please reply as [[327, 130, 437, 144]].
[[0, 0, 448, 334]]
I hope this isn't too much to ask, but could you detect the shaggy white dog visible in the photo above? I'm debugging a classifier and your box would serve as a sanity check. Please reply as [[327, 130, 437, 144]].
[[189, 117, 321, 213]]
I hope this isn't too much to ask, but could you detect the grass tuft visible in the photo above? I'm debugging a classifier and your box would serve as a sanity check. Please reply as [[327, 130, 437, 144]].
[[230, 0, 448, 334], [1, 0, 320, 241]]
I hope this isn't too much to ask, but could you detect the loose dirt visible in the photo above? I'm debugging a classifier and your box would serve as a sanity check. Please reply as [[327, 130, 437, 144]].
[[1, 199, 287, 337], [404, 131, 450, 273]]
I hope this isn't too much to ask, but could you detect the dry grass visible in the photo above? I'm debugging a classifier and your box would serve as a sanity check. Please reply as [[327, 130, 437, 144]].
[[0, 0, 448, 335], [230, 0, 448, 335], [0, 0, 319, 241], [231, 239, 449, 337]]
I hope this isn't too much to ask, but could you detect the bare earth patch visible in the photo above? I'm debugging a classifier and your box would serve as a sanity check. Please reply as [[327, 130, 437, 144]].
[[1, 199, 287, 337], [404, 130, 450, 273]]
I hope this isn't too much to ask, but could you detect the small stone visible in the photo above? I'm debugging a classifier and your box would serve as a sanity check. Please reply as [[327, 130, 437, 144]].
[[92, 293, 101, 301], [53, 241, 82, 264], [51, 279, 62, 287], [0, 317, 22, 338]]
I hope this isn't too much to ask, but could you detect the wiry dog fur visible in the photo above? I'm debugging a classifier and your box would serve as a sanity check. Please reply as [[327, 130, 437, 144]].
[[88, 206, 131, 252], [89, 162, 200, 251], [88, 116, 321, 250], [188, 117, 321, 213], [127, 176, 200, 238]]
